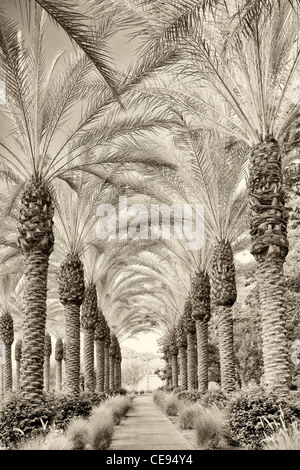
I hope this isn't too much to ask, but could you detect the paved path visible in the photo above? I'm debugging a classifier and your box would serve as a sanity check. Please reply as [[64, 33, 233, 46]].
[[110, 395, 194, 450]]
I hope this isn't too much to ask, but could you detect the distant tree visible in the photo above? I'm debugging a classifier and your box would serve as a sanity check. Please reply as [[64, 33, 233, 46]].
[[122, 361, 146, 391]]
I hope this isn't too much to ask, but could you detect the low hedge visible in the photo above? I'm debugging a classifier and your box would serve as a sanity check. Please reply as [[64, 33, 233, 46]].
[[228, 391, 300, 449], [0, 392, 108, 448]]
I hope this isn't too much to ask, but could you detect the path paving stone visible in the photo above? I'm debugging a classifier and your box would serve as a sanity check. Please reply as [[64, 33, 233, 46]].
[[110, 395, 195, 450]]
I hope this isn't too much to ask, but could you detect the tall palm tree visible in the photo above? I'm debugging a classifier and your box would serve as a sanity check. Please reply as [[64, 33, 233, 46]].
[[0, 311, 14, 395], [176, 316, 187, 390], [182, 296, 196, 392], [81, 282, 98, 392], [14, 338, 22, 391], [54, 337, 64, 392], [43, 332, 52, 392], [104, 320, 111, 392], [94, 309, 107, 393], [123, 0, 300, 394]]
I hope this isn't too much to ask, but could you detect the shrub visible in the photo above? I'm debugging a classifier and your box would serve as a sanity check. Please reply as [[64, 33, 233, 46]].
[[194, 407, 229, 450], [65, 417, 90, 450], [174, 389, 229, 409], [179, 404, 203, 430], [88, 405, 114, 450], [0, 392, 107, 448], [152, 391, 167, 409], [139, 390, 145, 395], [164, 395, 182, 416], [0, 395, 57, 448], [228, 391, 300, 449], [105, 396, 133, 425]]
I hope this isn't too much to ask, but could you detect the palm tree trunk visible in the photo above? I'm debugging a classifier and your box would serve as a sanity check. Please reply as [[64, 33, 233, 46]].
[[44, 355, 50, 392], [64, 303, 81, 396], [16, 360, 21, 391], [0, 365, 3, 401], [56, 360, 62, 392], [216, 305, 236, 393], [257, 258, 289, 394], [187, 334, 196, 391], [178, 347, 188, 390], [104, 344, 110, 392], [118, 359, 122, 389], [20, 251, 49, 401], [171, 354, 178, 388], [109, 354, 114, 391], [4, 344, 12, 394], [196, 320, 209, 393], [114, 358, 119, 390], [249, 138, 290, 395], [95, 339, 105, 392], [84, 329, 95, 392]]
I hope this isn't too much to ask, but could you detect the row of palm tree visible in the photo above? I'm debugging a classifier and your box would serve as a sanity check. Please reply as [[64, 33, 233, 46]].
[[0, 0, 299, 403]]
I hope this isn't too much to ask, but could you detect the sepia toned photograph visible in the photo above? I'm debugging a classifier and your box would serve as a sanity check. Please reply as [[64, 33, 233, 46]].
[[0, 0, 300, 456]]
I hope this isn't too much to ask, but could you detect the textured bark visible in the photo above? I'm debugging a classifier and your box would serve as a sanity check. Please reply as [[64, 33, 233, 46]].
[[257, 258, 289, 395], [18, 179, 54, 402], [83, 329, 95, 392], [81, 284, 98, 392], [44, 356, 50, 392], [95, 339, 105, 392], [16, 361, 21, 391], [109, 354, 114, 391], [191, 270, 211, 394], [59, 254, 84, 397], [64, 303, 81, 396], [44, 333, 52, 392], [211, 241, 236, 393], [114, 358, 119, 390], [4, 345, 12, 393], [20, 251, 49, 401], [171, 354, 178, 388], [104, 344, 110, 392], [55, 360, 62, 392], [14, 340, 22, 392], [55, 338, 63, 392], [178, 347, 188, 390], [196, 320, 209, 393], [217, 305, 236, 393], [187, 334, 196, 391], [248, 138, 290, 394]]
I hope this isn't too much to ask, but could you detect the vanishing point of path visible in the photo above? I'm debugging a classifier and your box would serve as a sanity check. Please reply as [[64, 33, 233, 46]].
[[110, 395, 194, 450]]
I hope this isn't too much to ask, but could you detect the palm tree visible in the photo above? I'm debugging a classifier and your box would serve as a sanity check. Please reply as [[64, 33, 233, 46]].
[[104, 320, 111, 392], [94, 309, 107, 393], [0, 311, 14, 395], [182, 296, 196, 392], [81, 282, 98, 392], [121, 0, 300, 395], [176, 315, 187, 390], [168, 327, 179, 388], [14, 338, 22, 391], [43, 332, 52, 392], [54, 337, 64, 392]]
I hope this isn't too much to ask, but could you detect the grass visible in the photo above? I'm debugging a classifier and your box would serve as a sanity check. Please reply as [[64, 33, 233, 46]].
[[9, 394, 134, 451], [179, 404, 204, 430], [164, 395, 182, 416], [65, 417, 90, 450], [194, 406, 229, 450], [88, 405, 114, 450], [261, 407, 300, 450], [105, 396, 134, 425]]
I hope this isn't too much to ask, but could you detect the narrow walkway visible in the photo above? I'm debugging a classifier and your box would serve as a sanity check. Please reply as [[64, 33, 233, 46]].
[[110, 394, 194, 450]]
